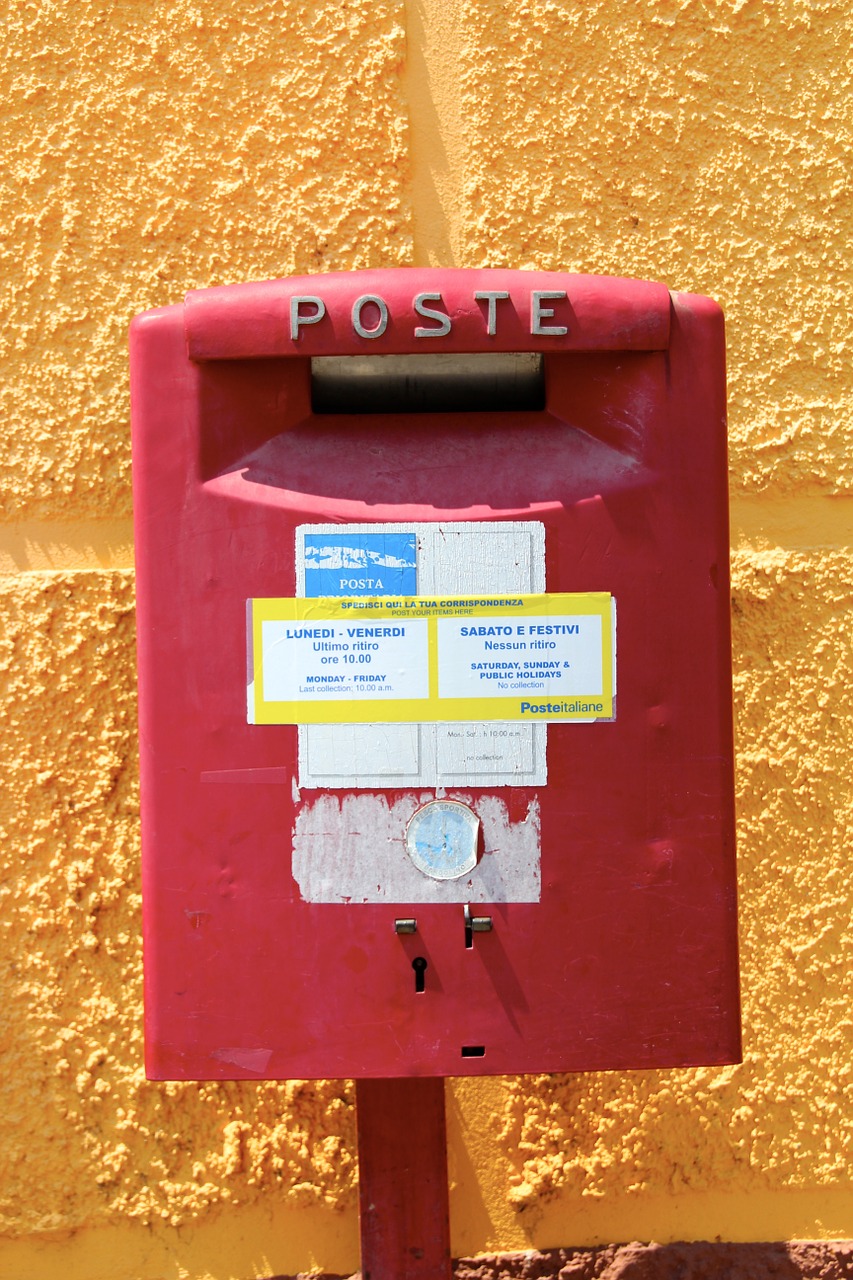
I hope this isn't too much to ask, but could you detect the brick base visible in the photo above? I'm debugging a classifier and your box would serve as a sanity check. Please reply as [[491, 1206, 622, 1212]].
[[454, 1241, 853, 1278], [270, 1239, 853, 1280]]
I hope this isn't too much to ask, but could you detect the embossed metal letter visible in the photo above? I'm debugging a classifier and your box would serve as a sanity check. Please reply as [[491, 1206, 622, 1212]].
[[352, 294, 390, 339], [290, 295, 327, 339], [474, 290, 510, 336], [414, 293, 452, 338], [531, 290, 568, 336]]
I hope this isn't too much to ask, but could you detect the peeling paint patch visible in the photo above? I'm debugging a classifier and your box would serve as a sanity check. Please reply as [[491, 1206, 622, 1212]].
[[292, 793, 540, 903]]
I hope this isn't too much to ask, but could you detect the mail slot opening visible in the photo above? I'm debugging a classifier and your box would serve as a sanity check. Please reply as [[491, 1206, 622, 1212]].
[[311, 352, 545, 415], [461, 1045, 486, 1058]]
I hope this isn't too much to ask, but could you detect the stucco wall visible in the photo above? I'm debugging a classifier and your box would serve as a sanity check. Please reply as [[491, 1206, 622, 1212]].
[[1, 1, 851, 1277]]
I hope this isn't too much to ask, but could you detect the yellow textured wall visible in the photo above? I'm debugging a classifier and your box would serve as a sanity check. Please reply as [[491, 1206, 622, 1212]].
[[1, 0, 851, 1277]]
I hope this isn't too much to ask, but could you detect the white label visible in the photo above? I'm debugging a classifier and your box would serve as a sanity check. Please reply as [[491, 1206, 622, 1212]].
[[261, 619, 429, 703], [437, 614, 604, 699]]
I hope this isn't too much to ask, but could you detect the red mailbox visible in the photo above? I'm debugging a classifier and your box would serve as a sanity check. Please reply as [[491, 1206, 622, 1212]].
[[131, 269, 739, 1080]]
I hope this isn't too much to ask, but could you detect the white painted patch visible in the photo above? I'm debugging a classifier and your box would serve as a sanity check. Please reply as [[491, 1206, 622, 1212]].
[[296, 521, 546, 788], [292, 793, 541, 904]]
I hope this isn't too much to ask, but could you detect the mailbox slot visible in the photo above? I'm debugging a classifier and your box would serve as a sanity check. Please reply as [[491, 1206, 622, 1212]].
[[311, 352, 546, 414]]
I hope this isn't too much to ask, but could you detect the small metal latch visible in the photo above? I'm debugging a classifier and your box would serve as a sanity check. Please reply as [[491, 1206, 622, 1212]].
[[395, 918, 418, 935], [464, 903, 492, 948]]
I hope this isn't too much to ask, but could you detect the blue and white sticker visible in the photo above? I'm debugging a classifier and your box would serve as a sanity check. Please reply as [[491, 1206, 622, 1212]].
[[303, 532, 417, 597], [405, 800, 480, 881]]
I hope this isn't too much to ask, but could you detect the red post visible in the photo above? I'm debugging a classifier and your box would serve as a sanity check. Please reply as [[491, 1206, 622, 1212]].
[[356, 1078, 452, 1280]]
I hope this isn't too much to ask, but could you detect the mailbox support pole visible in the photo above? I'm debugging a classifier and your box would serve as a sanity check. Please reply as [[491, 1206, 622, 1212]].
[[356, 1078, 452, 1280]]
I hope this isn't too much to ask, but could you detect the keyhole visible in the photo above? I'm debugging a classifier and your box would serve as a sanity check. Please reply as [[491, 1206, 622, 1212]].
[[412, 956, 427, 993]]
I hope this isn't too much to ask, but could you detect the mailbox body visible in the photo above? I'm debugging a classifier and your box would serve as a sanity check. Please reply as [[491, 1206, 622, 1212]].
[[131, 269, 740, 1080]]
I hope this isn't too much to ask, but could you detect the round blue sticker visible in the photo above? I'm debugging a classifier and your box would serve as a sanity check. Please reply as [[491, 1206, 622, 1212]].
[[405, 800, 480, 881]]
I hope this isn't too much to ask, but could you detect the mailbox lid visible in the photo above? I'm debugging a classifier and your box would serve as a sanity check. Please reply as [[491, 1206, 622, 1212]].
[[183, 268, 671, 360]]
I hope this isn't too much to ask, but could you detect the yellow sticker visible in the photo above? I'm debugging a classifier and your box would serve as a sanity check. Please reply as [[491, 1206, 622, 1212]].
[[249, 593, 614, 725]]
